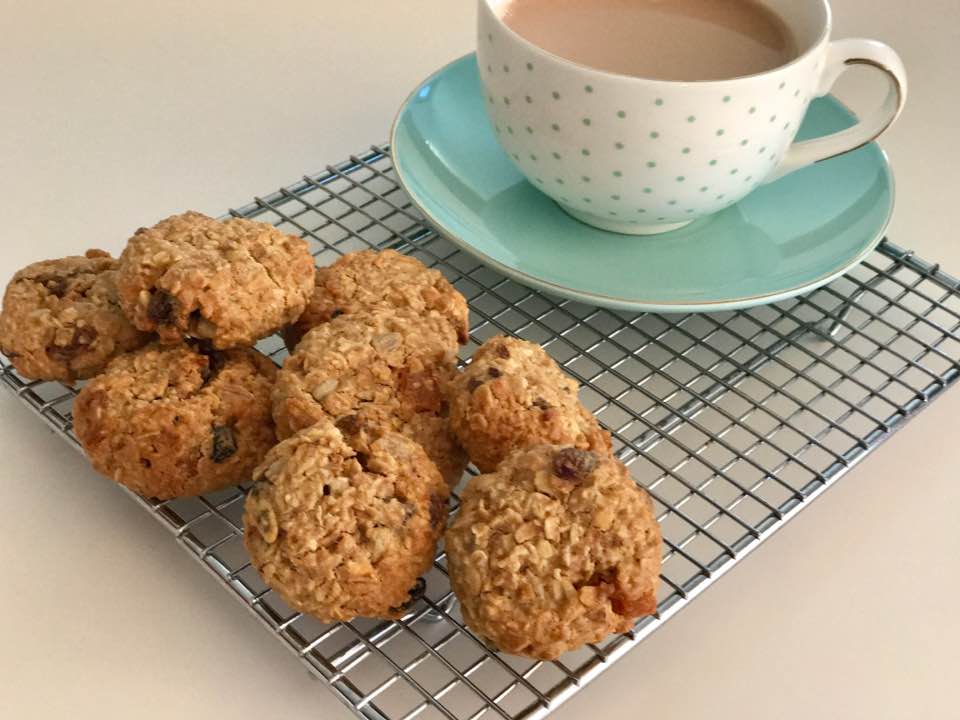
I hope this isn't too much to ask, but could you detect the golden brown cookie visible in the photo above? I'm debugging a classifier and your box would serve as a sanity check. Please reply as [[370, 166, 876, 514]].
[[273, 309, 467, 486], [283, 249, 469, 351], [73, 341, 277, 499], [115, 211, 315, 349], [243, 420, 449, 622], [445, 445, 662, 660], [448, 336, 611, 472], [0, 250, 149, 382]]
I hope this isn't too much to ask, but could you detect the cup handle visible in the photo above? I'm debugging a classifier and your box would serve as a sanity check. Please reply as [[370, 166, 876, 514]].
[[765, 38, 907, 182]]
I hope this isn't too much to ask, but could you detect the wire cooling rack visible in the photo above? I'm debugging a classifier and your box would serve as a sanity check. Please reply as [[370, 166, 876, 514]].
[[4, 144, 960, 720]]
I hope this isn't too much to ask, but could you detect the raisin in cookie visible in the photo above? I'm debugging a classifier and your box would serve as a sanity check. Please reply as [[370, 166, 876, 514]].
[[273, 309, 467, 486], [283, 249, 469, 351], [73, 341, 277, 499], [445, 445, 662, 660], [115, 211, 315, 349], [0, 250, 149, 382], [448, 336, 610, 472], [244, 420, 448, 621]]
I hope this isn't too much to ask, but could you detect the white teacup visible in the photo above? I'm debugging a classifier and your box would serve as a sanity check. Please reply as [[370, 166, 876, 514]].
[[477, 0, 906, 235]]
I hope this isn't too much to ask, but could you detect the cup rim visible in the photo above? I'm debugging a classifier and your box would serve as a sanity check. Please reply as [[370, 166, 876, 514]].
[[479, 0, 833, 86]]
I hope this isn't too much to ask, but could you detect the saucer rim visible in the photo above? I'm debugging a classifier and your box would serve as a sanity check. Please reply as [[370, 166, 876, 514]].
[[390, 53, 895, 313]]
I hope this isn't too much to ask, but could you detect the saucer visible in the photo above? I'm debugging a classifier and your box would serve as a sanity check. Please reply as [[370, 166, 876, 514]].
[[391, 54, 894, 313]]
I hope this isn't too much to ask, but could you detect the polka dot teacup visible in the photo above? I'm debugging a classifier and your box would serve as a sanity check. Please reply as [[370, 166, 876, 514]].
[[478, 0, 905, 235]]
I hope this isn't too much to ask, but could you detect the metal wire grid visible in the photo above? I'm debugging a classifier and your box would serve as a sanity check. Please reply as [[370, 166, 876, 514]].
[[3, 144, 960, 720]]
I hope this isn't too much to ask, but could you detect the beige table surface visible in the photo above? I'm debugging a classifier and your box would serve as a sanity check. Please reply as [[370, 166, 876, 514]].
[[1, 1, 958, 718]]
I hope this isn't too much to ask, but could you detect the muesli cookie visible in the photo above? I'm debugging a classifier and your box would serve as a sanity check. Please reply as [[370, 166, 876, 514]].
[[445, 445, 662, 660], [273, 309, 467, 486], [283, 249, 469, 351], [115, 211, 315, 349], [73, 341, 277, 499], [447, 336, 610, 472], [244, 420, 449, 621], [0, 250, 148, 382]]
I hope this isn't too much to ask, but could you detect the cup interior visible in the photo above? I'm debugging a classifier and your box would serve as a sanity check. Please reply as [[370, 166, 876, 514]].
[[484, 0, 830, 77]]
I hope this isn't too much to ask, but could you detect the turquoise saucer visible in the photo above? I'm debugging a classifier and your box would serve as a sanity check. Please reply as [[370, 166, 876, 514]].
[[391, 54, 894, 313]]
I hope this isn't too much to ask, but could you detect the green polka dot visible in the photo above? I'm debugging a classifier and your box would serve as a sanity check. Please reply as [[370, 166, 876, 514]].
[[608, 211, 618, 216], [759, 146, 766, 154], [650, 131, 660, 139], [552, 91, 560, 100], [487, 65, 492, 73], [613, 170, 622, 177], [779, 82, 786, 90], [552, 123, 560, 131], [749, 106, 757, 114], [582, 118, 591, 126], [716, 129, 725, 136], [503, 97, 510, 106], [700, 186, 708, 192], [654, 98, 664, 106], [536, 178, 544, 184], [507, 126, 513, 134], [784, 122, 791, 130], [740, 139, 749, 146], [611, 194, 620, 200], [581, 148, 590, 156], [681, 147, 690, 155], [717, 194, 725, 199], [494, 125, 500, 134], [730, 169, 738, 175], [582, 175, 591, 183], [687, 115, 696, 123], [615, 142, 625, 149], [526, 126, 534, 134], [527, 62, 534, 71], [637, 209, 647, 213], [657, 216, 666, 221], [503, 64, 510, 73], [530, 154, 538, 161], [525, 95, 533, 104], [745, 175, 752, 182], [643, 187, 653, 194], [709, 159, 717, 166], [488, 95, 494, 105], [487, 33, 493, 42], [552, 152, 561, 160], [676, 176, 685, 182], [585, 84, 593, 93], [583, 197, 591, 203], [770, 114, 777, 122], [723, 95, 731, 103], [686, 209, 695, 214], [668, 200, 677, 206], [617, 110, 626, 119], [647, 161, 656, 168], [556, 178, 564, 184], [512, 153, 519, 160]]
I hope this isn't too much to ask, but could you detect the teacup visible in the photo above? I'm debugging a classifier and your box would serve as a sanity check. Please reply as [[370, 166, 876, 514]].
[[477, 0, 906, 235]]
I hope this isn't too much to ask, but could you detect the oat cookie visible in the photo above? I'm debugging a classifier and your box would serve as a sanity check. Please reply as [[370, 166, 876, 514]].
[[448, 336, 610, 472], [73, 341, 277, 499], [0, 250, 149, 382], [273, 309, 467, 485], [244, 420, 449, 621], [445, 445, 662, 660], [284, 249, 469, 351], [115, 211, 315, 349]]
